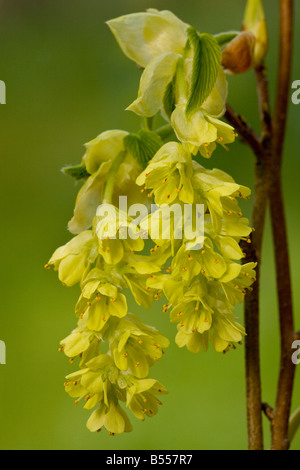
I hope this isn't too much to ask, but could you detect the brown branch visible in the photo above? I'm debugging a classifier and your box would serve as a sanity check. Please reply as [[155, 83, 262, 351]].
[[226, 61, 274, 451], [241, 147, 270, 450], [270, 0, 295, 451], [225, 103, 264, 157], [272, 0, 294, 167]]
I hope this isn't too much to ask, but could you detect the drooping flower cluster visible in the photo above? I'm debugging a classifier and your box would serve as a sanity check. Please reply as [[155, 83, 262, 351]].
[[47, 9, 257, 435]]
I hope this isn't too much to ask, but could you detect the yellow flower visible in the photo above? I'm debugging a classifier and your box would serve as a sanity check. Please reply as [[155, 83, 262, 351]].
[[107, 9, 189, 68]]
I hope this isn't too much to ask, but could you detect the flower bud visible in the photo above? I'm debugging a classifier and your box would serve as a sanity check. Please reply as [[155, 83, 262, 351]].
[[243, 0, 268, 66], [221, 31, 256, 74]]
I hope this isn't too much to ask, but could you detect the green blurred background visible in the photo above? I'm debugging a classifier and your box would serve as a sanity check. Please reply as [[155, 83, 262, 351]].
[[0, 0, 299, 450]]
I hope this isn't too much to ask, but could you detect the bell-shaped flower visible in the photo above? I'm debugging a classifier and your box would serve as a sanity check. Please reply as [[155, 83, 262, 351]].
[[192, 165, 251, 233], [219, 261, 257, 304], [107, 9, 189, 68], [68, 131, 145, 235], [211, 310, 245, 352], [175, 296, 245, 353], [171, 239, 227, 283], [47, 231, 98, 286], [85, 291, 128, 333], [126, 377, 167, 420], [87, 400, 133, 434], [109, 315, 169, 379], [136, 142, 194, 205], [95, 203, 144, 265], [82, 130, 129, 175]]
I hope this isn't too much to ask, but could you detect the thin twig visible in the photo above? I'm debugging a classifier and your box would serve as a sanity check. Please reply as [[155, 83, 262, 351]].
[[225, 103, 264, 157], [226, 97, 269, 450], [241, 152, 269, 450]]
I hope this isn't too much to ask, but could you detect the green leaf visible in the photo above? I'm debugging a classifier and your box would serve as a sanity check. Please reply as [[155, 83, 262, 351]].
[[62, 164, 90, 180], [214, 31, 239, 48], [186, 27, 221, 115], [124, 129, 163, 168], [163, 76, 176, 119]]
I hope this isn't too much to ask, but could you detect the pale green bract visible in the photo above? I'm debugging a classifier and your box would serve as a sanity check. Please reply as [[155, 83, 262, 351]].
[[47, 9, 257, 435]]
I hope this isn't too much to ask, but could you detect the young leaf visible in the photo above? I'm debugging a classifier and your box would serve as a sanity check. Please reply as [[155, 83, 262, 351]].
[[62, 164, 90, 180], [214, 31, 239, 48], [124, 129, 163, 168], [163, 75, 176, 119], [186, 27, 221, 115]]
